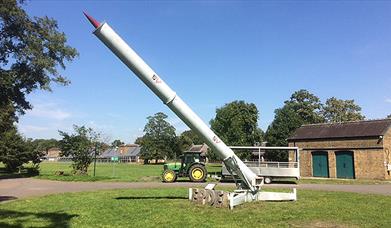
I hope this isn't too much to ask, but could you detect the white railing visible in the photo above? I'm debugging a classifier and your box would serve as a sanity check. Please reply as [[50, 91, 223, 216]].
[[244, 161, 298, 168]]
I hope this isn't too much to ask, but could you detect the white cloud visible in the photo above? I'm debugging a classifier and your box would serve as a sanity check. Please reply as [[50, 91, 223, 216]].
[[27, 103, 71, 120], [386, 98, 391, 104], [86, 120, 113, 131], [19, 125, 49, 133]]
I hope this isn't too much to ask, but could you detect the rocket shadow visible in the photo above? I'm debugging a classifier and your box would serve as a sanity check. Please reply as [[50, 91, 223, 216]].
[[0, 196, 17, 202]]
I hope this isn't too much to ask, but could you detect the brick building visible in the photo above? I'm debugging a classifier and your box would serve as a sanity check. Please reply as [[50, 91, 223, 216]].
[[288, 119, 391, 180], [45, 148, 62, 161]]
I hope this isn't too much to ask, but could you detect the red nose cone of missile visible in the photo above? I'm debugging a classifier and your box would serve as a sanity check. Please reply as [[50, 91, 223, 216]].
[[83, 11, 100, 28]]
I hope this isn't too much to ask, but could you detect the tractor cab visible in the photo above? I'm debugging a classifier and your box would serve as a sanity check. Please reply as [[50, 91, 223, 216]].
[[162, 152, 207, 183], [180, 152, 205, 170]]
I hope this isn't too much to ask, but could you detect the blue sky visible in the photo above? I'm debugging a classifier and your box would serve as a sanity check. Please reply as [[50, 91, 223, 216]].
[[18, 1, 391, 143]]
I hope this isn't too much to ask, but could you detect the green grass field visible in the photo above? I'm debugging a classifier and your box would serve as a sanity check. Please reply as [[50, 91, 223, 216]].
[[0, 162, 223, 182], [37, 162, 164, 182], [1, 188, 390, 227], [2, 162, 390, 185]]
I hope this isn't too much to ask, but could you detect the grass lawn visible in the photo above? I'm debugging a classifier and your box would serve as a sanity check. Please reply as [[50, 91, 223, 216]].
[[1, 162, 223, 182], [0, 188, 390, 227], [3, 162, 390, 185]]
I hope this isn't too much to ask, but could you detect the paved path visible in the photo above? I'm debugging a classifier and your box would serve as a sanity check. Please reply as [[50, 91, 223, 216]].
[[1, 178, 390, 203]]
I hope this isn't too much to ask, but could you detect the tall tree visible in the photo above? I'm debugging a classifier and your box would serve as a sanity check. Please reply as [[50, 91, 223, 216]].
[[0, 0, 77, 174], [321, 97, 365, 122], [138, 112, 178, 162], [284, 89, 324, 124], [0, 0, 78, 125], [29, 138, 58, 154], [210, 100, 263, 159], [265, 106, 303, 161], [265, 90, 322, 160], [177, 130, 204, 152], [111, 139, 124, 148], [58, 125, 101, 175]]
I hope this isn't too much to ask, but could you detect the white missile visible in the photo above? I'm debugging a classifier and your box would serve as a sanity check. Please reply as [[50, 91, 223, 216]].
[[84, 12, 260, 191]]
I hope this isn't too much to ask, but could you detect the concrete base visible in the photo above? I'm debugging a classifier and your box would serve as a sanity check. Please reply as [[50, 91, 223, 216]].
[[229, 189, 297, 209], [189, 185, 297, 209]]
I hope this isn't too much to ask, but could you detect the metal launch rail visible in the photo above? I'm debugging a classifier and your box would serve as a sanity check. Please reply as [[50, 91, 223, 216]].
[[84, 12, 296, 208], [222, 146, 301, 184]]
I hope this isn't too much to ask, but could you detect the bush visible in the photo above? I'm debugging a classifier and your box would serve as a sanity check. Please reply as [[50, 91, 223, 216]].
[[59, 125, 102, 175], [0, 128, 42, 172]]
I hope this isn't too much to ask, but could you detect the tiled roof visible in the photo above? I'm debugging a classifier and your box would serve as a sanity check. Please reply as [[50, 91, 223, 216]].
[[288, 119, 391, 140], [99, 148, 119, 158], [186, 144, 208, 152], [100, 146, 141, 158]]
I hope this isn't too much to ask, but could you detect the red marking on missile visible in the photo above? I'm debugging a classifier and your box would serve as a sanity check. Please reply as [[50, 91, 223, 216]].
[[83, 11, 100, 28], [152, 75, 162, 83]]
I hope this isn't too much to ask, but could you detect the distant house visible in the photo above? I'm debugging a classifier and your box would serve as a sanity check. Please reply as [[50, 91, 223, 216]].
[[288, 119, 391, 180], [100, 144, 141, 163], [185, 144, 209, 157], [99, 148, 119, 161], [119, 144, 141, 163], [45, 148, 62, 161], [127, 146, 141, 162], [184, 144, 210, 163]]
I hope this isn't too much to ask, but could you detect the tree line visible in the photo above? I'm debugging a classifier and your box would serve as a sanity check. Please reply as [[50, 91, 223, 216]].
[[136, 89, 372, 162]]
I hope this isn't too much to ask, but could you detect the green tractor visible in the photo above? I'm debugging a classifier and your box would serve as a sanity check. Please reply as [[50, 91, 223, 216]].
[[162, 152, 207, 183]]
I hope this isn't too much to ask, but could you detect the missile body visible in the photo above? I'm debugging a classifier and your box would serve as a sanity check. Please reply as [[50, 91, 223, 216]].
[[85, 14, 258, 191]]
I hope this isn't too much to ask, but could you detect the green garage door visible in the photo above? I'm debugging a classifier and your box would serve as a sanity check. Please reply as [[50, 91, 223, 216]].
[[312, 151, 329, 177], [336, 151, 355, 179]]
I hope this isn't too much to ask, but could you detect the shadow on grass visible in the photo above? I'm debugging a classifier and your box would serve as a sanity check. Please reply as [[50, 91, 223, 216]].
[[0, 196, 18, 202], [115, 196, 187, 200], [0, 168, 39, 180], [0, 209, 78, 228]]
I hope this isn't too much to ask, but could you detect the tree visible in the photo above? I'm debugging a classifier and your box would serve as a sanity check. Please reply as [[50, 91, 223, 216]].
[[265, 90, 322, 161], [138, 112, 178, 162], [29, 138, 58, 154], [210, 100, 263, 159], [177, 130, 204, 152], [284, 89, 323, 124], [206, 148, 220, 162], [0, 0, 78, 130], [0, 105, 17, 135], [265, 106, 303, 161], [111, 139, 124, 148], [134, 136, 144, 145], [0, 128, 43, 172], [58, 125, 101, 175], [388, 114, 391, 119], [321, 97, 365, 122], [0, 1, 77, 173]]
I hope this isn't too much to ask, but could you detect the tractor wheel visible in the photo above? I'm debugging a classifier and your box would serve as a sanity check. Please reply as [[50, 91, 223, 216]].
[[189, 164, 207, 182], [162, 169, 177, 183]]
